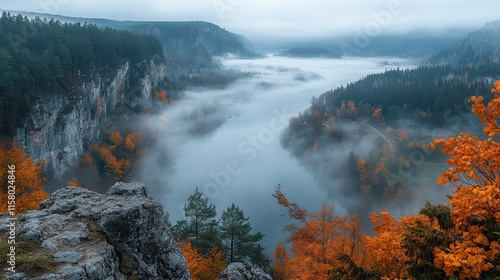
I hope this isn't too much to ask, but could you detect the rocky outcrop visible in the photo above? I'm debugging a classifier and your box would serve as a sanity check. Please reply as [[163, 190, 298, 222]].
[[14, 60, 167, 178], [0, 182, 189, 280], [218, 263, 272, 280]]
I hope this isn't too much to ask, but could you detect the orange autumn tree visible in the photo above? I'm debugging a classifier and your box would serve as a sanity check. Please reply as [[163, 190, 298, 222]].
[[270, 243, 289, 280], [109, 131, 123, 146], [365, 212, 408, 278], [273, 185, 375, 280], [67, 177, 81, 188], [178, 238, 228, 280], [179, 239, 204, 279], [431, 80, 500, 279], [365, 211, 436, 279], [198, 247, 227, 280], [124, 132, 143, 152], [91, 144, 131, 182], [0, 142, 48, 214]]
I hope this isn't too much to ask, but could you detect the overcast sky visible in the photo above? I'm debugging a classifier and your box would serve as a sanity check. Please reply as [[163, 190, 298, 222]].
[[2, 0, 500, 42]]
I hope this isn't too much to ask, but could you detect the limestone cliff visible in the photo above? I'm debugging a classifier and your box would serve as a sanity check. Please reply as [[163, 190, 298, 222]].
[[14, 60, 167, 179], [0, 182, 190, 279]]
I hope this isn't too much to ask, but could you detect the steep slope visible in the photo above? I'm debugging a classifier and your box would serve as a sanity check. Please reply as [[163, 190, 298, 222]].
[[12, 11, 258, 68], [0, 13, 169, 179], [431, 20, 500, 65], [0, 182, 189, 279], [124, 21, 257, 68], [281, 21, 500, 221], [14, 60, 167, 179]]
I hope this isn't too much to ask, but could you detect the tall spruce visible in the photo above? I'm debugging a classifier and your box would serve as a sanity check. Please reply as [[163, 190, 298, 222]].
[[220, 203, 265, 264], [173, 188, 220, 254]]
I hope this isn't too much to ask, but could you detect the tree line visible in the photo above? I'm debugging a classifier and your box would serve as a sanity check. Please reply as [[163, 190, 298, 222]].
[[271, 82, 500, 279], [282, 61, 500, 220], [0, 12, 163, 135]]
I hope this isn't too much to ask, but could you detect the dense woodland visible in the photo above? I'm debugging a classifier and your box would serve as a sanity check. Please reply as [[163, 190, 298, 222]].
[[272, 82, 500, 279], [1, 10, 499, 279], [282, 61, 500, 219], [0, 12, 163, 134]]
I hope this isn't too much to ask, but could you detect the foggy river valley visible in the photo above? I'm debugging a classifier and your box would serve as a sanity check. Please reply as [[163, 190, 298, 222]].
[[143, 55, 414, 251]]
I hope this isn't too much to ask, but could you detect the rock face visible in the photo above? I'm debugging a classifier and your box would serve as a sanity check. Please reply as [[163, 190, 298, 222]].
[[218, 263, 272, 280], [0, 182, 190, 280], [14, 60, 167, 178]]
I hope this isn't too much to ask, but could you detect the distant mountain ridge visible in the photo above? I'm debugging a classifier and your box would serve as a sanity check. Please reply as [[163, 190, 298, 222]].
[[9, 11, 257, 68], [277, 47, 341, 58], [124, 21, 257, 68], [431, 20, 500, 65]]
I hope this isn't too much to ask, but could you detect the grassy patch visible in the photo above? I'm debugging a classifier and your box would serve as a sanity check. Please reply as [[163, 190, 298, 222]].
[[0, 235, 55, 277]]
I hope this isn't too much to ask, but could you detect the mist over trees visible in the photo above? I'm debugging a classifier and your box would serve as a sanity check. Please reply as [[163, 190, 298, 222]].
[[270, 82, 500, 279], [0, 12, 163, 135], [282, 61, 500, 220], [0, 7, 499, 279]]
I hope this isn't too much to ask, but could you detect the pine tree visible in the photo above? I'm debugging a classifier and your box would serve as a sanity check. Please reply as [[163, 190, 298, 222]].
[[220, 203, 265, 264], [177, 187, 220, 254]]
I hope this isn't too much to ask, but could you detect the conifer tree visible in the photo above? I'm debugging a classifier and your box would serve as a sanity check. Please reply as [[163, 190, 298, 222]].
[[174, 188, 220, 254], [220, 203, 265, 264]]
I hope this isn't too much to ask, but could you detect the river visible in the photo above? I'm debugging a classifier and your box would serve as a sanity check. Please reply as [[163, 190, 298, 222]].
[[143, 55, 413, 254]]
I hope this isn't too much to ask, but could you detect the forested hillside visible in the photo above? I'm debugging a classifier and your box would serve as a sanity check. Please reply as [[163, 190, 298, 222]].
[[272, 81, 500, 279], [431, 20, 500, 65], [8, 11, 258, 69], [0, 12, 163, 135], [282, 22, 500, 221]]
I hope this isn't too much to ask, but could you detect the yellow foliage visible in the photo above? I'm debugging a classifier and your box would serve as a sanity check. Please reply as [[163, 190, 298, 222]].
[[0, 142, 48, 214], [67, 177, 81, 187], [92, 145, 130, 181], [109, 131, 123, 146], [178, 239, 227, 280], [154, 90, 174, 104], [372, 107, 384, 122], [125, 136, 135, 151], [431, 80, 500, 279]]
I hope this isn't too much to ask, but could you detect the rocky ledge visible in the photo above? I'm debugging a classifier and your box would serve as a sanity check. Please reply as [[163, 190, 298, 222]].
[[218, 263, 272, 280], [0, 182, 189, 280]]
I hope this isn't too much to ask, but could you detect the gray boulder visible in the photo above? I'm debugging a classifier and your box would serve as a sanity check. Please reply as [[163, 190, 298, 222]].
[[0, 182, 190, 280], [219, 262, 272, 280]]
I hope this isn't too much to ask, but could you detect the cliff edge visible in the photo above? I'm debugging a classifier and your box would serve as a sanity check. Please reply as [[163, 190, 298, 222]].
[[0, 182, 189, 280]]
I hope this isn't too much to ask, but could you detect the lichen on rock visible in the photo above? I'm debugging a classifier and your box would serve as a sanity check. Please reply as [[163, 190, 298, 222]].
[[0, 182, 190, 280]]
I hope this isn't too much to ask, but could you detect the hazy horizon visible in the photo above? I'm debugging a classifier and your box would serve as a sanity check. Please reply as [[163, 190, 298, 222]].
[[2, 0, 500, 48]]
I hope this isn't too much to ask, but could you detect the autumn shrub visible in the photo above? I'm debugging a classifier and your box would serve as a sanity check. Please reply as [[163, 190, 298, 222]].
[[0, 142, 48, 214]]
